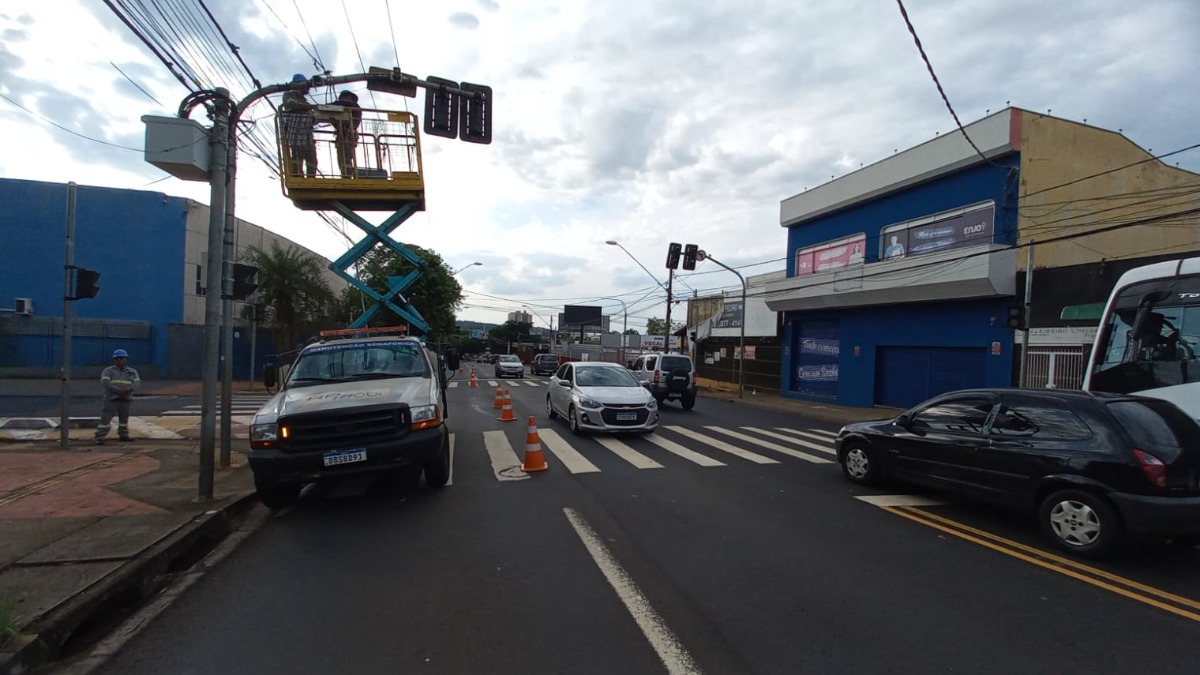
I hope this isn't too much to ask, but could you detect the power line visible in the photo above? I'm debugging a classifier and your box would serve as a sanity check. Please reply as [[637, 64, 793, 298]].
[[0, 91, 142, 151], [291, 0, 326, 71]]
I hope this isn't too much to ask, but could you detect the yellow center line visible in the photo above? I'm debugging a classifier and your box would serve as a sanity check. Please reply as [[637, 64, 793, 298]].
[[882, 505, 1200, 624]]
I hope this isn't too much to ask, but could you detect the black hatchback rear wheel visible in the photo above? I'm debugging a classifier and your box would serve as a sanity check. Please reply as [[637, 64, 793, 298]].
[[1039, 489, 1124, 558]]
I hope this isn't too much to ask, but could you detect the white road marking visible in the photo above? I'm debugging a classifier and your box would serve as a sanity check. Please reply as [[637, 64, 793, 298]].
[[855, 494, 947, 507], [662, 426, 775, 465], [564, 508, 702, 675], [507, 381, 521, 387], [774, 427, 838, 442], [482, 430, 530, 481], [538, 429, 601, 473], [594, 437, 663, 469], [704, 427, 832, 464], [521, 381, 539, 387], [126, 417, 184, 439], [740, 427, 836, 456], [642, 432, 727, 466], [448, 381, 459, 389], [486, 380, 499, 387]]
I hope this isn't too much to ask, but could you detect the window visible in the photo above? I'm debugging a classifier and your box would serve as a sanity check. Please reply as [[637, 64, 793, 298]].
[[659, 356, 692, 372], [646, 356, 657, 371], [555, 364, 570, 380], [991, 403, 1092, 440], [632, 357, 645, 372], [910, 397, 994, 434]]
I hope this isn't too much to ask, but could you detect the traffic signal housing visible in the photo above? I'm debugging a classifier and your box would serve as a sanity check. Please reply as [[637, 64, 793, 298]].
[[72, 267, 101, 300], [666, 242, 682, 270], [1006, 305, 1026, 330], [423, 76, 460, 140], [459, 82, 492, 145], [682, 244, 698, 270], [232, 263, 259, 300]]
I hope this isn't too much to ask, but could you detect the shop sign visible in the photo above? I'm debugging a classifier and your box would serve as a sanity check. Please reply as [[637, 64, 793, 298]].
[[795, 234, 866, 276], [882, 205, 995, 260]]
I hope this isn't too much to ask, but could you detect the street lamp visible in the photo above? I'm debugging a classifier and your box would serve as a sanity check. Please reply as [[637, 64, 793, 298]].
[[696, 249, 746, 399], [605, 240, 674, 354], [598, 296, 628, 365], [453, 261, 483, 274]]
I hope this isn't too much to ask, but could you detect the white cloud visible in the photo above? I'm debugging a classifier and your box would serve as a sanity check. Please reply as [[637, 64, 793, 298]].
[[1, 0, 1198, 331]]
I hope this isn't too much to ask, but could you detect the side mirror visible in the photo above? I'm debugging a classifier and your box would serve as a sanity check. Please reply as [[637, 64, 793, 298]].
[[445, 348, 461, 372], [895, 412, 911, 428], [263, 363, 277, 389], [557, 379, 571, 387]]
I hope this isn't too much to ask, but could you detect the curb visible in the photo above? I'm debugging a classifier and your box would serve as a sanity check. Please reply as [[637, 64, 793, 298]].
[[0, 491, 259, 675], [695, 388, 898, 426]]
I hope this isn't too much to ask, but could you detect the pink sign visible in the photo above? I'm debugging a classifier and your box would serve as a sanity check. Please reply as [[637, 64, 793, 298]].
[[794, 234, 866, 276]]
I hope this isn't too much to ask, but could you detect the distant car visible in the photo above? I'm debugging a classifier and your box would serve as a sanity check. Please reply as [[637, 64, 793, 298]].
[[494, 354, 524, 378], [629, 353, 697, 410], [531, 353, 561, 376], [836, 388, 1200, 558], [546, 362, 658, 434]]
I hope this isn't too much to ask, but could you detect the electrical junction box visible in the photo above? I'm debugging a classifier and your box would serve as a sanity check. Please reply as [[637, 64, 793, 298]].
[[14, 298, 33, 315], [141, 115, 211, 181]]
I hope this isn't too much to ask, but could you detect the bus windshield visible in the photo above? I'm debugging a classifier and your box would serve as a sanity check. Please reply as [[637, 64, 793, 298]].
[[1089, 277, 1200, 395]]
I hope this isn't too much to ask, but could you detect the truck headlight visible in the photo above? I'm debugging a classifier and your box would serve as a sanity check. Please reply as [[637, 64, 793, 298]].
[[250, 423, 278, 442], [411, 404, 442, 431]]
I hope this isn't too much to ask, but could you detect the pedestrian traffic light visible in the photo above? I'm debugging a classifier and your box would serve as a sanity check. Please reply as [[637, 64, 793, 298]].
[[459, 82, 492, 145], [1006, 305, 1026, 330], [666, 242, 682, 270], [232, 263, 259, 300], [423, 76, 459, 139], [72, 267, 100, 300], [682, 244, 698, 271]]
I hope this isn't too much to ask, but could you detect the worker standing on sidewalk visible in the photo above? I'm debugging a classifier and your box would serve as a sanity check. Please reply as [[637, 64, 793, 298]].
[[94, 348, 140, 445]]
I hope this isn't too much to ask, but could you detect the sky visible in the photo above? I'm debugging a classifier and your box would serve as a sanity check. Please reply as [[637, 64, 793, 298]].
[[2, 0, 1198, 333]]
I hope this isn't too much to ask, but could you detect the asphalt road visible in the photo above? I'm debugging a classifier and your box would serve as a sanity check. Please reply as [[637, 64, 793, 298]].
[[93, 373, 1200, 674]]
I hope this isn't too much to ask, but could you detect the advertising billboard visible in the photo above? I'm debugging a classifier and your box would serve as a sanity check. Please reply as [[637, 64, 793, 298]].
[[562, 304, 602, 326], [882, 204, 995, 260], [794, 234, 866, 276]]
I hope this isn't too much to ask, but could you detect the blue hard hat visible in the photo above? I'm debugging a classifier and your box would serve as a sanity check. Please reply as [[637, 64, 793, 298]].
[[292, 73, 307, 83], [113, 349, 128, 358]]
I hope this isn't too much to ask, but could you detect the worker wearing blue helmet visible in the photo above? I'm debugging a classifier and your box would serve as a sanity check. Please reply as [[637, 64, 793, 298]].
[[282, 73, 318, 177], [95, 348, 140, 444]]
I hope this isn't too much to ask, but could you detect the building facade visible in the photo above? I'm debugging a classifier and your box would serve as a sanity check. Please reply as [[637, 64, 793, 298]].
[[765, 108, 1200, 409]]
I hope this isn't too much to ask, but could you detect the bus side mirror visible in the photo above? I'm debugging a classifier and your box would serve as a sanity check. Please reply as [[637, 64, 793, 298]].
[[263, 363, 277, 389]]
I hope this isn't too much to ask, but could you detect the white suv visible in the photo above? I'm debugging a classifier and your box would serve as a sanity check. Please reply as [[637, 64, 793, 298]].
[[629, 353, 697, 410]]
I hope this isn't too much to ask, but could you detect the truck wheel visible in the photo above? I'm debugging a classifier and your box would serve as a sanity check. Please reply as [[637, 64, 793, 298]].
[[680, 394, 696, 411], [255, 478, 300, 509], [424, 436, 451, 489]]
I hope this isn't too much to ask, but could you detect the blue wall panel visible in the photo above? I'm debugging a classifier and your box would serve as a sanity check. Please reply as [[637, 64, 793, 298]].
[[785, 157, 1020, 275], [0, 178, 189, 370]]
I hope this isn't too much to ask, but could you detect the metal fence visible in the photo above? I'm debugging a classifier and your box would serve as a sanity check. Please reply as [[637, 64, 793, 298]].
[[1026, 348, 1087, 390]]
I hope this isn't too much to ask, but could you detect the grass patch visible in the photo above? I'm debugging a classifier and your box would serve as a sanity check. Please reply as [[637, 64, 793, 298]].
[[0, 592, 23, 651]]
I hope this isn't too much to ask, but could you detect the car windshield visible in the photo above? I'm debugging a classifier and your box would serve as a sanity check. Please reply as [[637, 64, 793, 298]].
[[1091, 277, 1200, 393], [289, 340, 425, 385], [660, 356, 692, 372], [499, 355, 520, 363], [575, 366, 640, 388]]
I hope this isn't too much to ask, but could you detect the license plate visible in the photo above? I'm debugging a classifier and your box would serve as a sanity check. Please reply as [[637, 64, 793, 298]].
[[616, 412, 637, 421], [323, 448, 367, 467]]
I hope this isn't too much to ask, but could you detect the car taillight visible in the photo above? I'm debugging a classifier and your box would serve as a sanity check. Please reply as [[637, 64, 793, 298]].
[[653, 371, 660, 384], [1133, 449, 1167, 489]]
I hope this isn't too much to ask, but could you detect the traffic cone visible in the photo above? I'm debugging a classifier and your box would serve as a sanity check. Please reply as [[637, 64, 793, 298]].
[[498, 390, 516, 422], [469, 367, 478, 388], [522, 416, 549, 472], [492, 384, 505, 409]]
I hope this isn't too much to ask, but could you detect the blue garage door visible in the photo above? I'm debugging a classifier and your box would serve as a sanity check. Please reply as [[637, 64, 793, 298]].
[[875, 346, 987, 409]]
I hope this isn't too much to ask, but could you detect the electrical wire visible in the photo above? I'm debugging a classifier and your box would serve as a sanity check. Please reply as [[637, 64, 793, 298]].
[[0, 91, 142, 151]]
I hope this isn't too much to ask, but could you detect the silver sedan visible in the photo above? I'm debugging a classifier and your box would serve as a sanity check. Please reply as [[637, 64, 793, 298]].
[[546, 362, 659, 434], [494, 354, 524, 378]]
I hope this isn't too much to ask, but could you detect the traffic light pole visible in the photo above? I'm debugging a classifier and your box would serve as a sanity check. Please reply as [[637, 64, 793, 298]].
[[219, 141, 237, 469], [1018, 240, 1035, 388], [664, 269, 674, 354], [698, 251, 746, 399], [59, 182, 77, 448]]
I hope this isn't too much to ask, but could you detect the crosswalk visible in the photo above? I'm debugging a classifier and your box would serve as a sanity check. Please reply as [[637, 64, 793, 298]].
[[472, 424, 841, 481], [449, 379, 546, 389], [159, 394, 274, 417]]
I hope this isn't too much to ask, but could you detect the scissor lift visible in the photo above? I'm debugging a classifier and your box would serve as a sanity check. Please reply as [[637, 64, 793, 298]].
[[276, 105, 431, 333]]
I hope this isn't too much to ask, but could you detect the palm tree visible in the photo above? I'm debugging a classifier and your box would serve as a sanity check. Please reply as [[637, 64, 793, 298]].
[[243, 242, 336, 354]]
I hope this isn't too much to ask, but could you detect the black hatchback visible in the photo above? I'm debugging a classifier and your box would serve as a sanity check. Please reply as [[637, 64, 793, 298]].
[[835, 388, 1200, 558]]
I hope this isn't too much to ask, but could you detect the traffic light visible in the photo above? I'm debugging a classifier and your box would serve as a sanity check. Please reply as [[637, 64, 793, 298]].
[[1006, 305, 1026, 330], [423, 76, 459, 139], [682, 244, 698, 271], [666, 242, 682, 270], [232, 263, 259, 300], [459, 82, 492, 145], [72, 267, 101, 300]]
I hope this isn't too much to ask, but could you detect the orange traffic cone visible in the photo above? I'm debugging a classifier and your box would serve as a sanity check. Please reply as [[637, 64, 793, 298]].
[[522, 416, 548, 472], [492, 384, 505, 409], [498, 389, 516, 422], [469, 367, 478, 388]]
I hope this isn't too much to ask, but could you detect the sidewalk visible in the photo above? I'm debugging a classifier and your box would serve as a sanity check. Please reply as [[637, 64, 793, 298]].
[[695, 377, 901, 426], [0, 437, 255, 674]]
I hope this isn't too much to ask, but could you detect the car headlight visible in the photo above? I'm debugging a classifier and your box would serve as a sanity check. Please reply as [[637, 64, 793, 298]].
[[250, 423, 278, 442], [578, 397, 602, 409], [646, 398, 658, 410], [411, 404, 443, 430]]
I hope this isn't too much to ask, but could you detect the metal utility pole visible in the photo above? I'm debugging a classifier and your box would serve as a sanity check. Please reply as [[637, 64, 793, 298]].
[[249, 298, 257, 385], [219, 141, 238, 469], [1018, 240, 1035, 388], [199, 89, 231, 500], [59, 182, 77, 448], [698, 251, 746, 399], [664, 269, 674, 353]]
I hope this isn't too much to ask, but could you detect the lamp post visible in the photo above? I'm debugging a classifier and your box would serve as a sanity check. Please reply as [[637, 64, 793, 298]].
[[598, 296, 628, 365], [453, 261, 483, 275], [697, 250, 746, 399], [605, 240, 672, 353]]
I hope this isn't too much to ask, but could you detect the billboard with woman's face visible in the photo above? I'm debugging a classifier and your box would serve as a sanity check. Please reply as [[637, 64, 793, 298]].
[[794, 234, 866, 276]]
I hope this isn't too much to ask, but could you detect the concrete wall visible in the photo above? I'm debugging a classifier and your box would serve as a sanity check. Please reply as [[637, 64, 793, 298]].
[[1016, 111, 1200, 269]]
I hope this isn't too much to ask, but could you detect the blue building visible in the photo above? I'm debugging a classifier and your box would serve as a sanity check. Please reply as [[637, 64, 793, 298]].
[[763, 106, 1200, 409], [0, 178, 342, 378]]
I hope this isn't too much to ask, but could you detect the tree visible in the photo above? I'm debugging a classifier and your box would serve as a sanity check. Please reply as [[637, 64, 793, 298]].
[[646, 317, 666, 336], [623, 328, 640, 335], [243, 241, 337, 354], [348, 243, 464, 341], [489, 320, 532, 348]]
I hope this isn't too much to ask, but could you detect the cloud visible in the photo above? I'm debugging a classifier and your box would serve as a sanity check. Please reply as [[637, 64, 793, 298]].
[[449, 12, 480, 30], [477, 0, 500, 11]]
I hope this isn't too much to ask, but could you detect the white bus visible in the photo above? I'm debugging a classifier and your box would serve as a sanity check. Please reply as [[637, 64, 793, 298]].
[[1083, 256, 1200, 421]]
